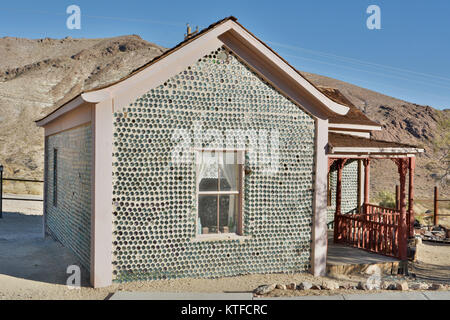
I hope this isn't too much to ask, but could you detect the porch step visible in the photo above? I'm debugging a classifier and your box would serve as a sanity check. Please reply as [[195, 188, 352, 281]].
[[326, 243, 400, 276], [326, 260, 399, 276]]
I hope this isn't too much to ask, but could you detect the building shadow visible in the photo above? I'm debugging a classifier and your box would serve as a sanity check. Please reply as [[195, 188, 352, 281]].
[[0, 211, 91, 287]]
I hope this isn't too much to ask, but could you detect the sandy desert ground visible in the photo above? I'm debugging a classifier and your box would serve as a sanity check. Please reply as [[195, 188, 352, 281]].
[[0, 196, 448, 300]]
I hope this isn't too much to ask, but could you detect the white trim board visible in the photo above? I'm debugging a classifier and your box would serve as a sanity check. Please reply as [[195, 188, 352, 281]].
[[328, 123, 382, 131], [330, 147, 424, 154], [328, 154, 418, 159]]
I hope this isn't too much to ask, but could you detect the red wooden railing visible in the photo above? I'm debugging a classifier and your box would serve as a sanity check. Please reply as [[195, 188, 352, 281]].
[[335, 204, 400, 258]]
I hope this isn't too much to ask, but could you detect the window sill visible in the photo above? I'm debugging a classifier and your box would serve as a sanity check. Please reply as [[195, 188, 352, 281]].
[[191, 233, 251, 243]]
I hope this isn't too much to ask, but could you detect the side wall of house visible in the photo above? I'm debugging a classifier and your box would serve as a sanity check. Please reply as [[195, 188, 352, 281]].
[[111, 46, 316, 282], [45, 124, 92, 271], [327, 159, 359, 224]]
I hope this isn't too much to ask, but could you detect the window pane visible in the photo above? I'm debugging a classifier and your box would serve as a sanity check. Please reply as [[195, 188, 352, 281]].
[[219, 152, 238, 191], [219, 195, 238, 233], [198, 151, 218, 192], [198, 195, 218, 234]]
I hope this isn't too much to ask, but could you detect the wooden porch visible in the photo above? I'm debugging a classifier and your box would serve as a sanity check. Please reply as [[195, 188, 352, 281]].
[[335, 204, 401, 258], [329, 156, 417, 261], [327, 240, 400, 276]]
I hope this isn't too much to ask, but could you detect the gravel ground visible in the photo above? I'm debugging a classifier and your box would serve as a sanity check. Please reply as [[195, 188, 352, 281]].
[[0, 197, 448, 300], [0, 263, 418, 300], [411, 242, 450, 284]]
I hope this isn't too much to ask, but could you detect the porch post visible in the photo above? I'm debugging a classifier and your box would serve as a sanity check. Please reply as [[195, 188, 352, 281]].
[[408, 157, 415, 238], [328, 158, 336, 173], [395, 185, 400, 211], [333, 158, 347, 243], [311, 118, 329, 277], [394, 158, 408, 261], [90, 99, 113, 288], [363, 158, 371, 213]]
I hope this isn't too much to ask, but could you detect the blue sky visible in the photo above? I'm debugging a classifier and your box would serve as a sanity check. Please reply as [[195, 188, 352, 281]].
[[1, 0, 449, 110]]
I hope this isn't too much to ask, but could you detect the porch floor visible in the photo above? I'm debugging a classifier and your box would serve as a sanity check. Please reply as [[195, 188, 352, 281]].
[[326, 231, 400, 276]]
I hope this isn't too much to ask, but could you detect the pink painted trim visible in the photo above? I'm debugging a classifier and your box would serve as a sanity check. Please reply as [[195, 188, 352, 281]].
[[329, 129, 371, 138], [311, 118, 329, 276], [82, 22, 232, 109], [78, 20, 349, 116], [42, 103, 92, 137], [220, 32, 325, 119], [225, 25, 349, 115], [90, 99, 113, 288], [36, 96, 85, 126], [328, 123, 382, 131]]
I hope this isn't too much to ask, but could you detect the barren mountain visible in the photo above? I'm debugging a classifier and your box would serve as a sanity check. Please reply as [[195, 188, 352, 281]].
[[300, 72, 450, 198], [0, 35, 165, 188], [0, 35, 448, 198]]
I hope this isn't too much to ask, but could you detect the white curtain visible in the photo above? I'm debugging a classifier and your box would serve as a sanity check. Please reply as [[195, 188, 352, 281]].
[[196, 151, 213, 234], [219, 152, 238, 231], [219, 152, 237, 189]]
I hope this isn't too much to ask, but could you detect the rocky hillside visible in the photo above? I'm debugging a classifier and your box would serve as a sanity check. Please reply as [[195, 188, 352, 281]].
[[300, 72, 449, 198], [0, 35, 448, 198], [0, 35, 164, 193]]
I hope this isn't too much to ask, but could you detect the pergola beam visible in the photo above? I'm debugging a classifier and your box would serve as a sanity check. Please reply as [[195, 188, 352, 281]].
[[329, 154, 417, 159]]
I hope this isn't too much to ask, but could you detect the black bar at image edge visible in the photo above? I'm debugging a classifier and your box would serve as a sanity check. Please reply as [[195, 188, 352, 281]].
[[0, 300, 447, 318]]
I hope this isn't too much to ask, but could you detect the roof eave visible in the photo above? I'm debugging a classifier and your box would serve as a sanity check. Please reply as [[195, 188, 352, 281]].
[[329, 147, 425, 154], [65, 18, 351, 117], [328, 123, 382, 131], [229, 21, 349, 116], [35, 95, 86, 127], [36, 16, 353, 125]]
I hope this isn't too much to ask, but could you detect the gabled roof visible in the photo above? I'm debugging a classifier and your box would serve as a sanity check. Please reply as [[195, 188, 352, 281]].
[[36, 16, 351, 126], [84, 16, 237, 94], [328, 132, 424, 154], [36, 17, 236, 124]]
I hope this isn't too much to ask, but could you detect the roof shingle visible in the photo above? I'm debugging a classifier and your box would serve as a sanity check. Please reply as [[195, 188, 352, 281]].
[[317, 87, 380, 127], [328, 132, 420, 150]]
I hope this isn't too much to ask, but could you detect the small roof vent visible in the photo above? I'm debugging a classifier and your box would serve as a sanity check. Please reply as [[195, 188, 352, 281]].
[[184, 23, 199, 40]]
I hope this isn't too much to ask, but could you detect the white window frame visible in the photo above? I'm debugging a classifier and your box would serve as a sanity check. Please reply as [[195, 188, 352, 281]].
[[194, 149, 245, 240]]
